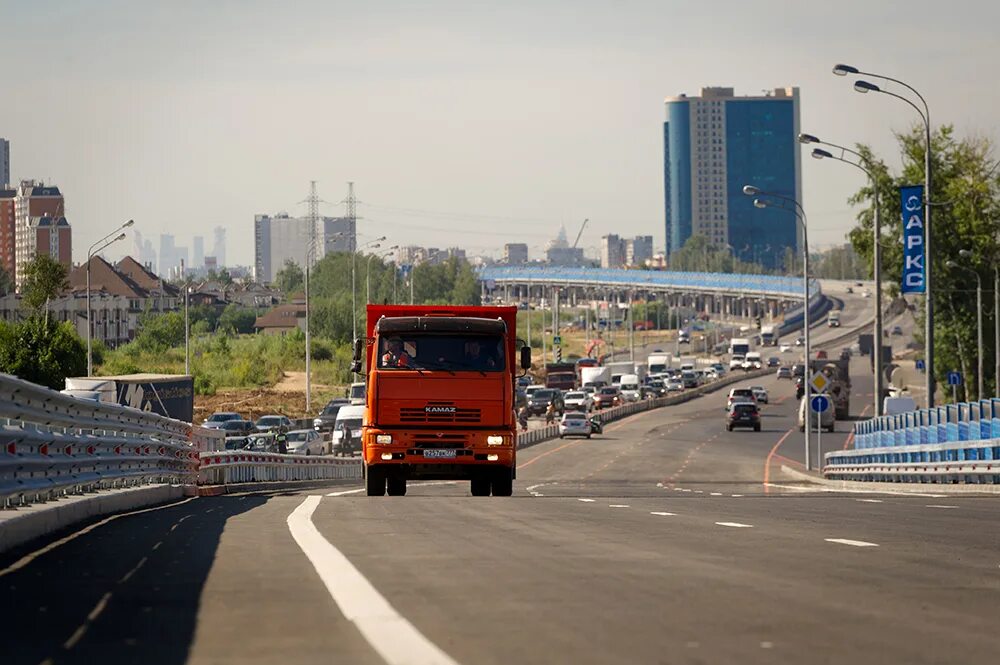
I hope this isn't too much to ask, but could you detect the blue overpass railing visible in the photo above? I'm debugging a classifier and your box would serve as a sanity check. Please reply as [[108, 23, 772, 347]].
[[823, 400, 1000, 484], [478, 266, 818, 299]]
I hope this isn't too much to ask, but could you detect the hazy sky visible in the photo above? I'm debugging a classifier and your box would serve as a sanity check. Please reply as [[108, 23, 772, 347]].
[[2, 0, 997, 266]]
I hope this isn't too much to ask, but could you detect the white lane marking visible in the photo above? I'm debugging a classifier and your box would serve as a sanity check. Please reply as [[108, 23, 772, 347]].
[[577, 498, 596, 503], [825, 538, 879, 547], [0, 497, 197, 579], [609, 504, 630, 508], [650, 511, 676, 516], [288, 496, 460, 665], [709, 492, 723, 496], [760, 641, 774, 649], [764, 483, 947, 498], [856, 499, 883, 503], [326, 487, 366, 497], [118, 556, 148, 584], [63, 591, 113, 649], [731, 494, 744, 498], [715, 522, 754, 528], [926, 504, 959, 509]]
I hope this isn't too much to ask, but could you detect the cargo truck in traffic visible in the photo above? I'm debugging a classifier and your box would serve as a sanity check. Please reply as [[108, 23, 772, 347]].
[[354, 305, 529, 497]]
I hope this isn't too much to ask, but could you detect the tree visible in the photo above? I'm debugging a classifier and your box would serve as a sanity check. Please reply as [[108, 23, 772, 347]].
[[218, 303, 257, 334], [274, 259, 304, 296], [0, 264, 12, 296], [132, 311, 186, 353], [19, 254, 69, 313], [846, 125, 1000, 400], [0, 317, 86, 389]]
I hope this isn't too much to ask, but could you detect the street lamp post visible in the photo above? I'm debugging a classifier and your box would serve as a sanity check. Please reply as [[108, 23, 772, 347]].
[[948, 253, 983, 400], [303, 233, 344, 412], [745, 185, 815, 469], [86, 220, 134, 375], [803, 134, 885, 415], [834, 63, 935, 406], [366, 246, 397, 304], [353, 236, 386, 342]]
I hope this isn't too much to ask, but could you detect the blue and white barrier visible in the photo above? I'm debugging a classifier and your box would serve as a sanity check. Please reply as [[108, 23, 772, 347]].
[[825, 399, 1000, 484]]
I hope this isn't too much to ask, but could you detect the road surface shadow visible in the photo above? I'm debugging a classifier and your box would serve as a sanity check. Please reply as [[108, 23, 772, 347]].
[[0, 495, 267, 665]]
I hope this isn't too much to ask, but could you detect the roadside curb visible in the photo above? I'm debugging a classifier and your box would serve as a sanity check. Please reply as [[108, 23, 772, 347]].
[[196, 478, 361, 496], [0, 484, 186, 555], [779, 464, 1000, 495]]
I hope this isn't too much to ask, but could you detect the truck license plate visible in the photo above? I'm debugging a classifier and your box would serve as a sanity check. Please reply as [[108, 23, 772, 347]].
[[423, 449, 457, 459]]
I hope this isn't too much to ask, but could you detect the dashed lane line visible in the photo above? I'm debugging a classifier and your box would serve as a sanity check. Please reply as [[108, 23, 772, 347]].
[[609, 504, 630, 508], [577, 498, 596, 503], [715, 522, 754, 528], [825, 538, 879, 547], [650, 511, 676, 516], [288, 495, 461, 665], [856, 499, 883, 503], [926, 505, 959, 509]]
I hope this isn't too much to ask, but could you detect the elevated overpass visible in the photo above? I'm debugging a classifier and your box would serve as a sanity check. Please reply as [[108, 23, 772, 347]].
[[478, 265, 825, 332]]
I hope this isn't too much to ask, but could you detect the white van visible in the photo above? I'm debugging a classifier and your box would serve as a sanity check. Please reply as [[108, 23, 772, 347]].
[[348, 382, 366, 405], [799, 397, 835, 432], [618, 374, 641, 402], [332, 404, 365, 455]]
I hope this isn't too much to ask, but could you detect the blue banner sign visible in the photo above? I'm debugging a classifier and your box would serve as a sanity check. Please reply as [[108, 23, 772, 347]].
[[900, 185, 926, 294]]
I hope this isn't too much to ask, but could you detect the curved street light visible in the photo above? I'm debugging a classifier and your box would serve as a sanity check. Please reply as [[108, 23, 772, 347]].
[[834, 62, 936, 406], [747, 188, 815, 469], [303, 232, 344, 412], [352, 235, 386, 345], [366, 245, 398, 304], [805, 133, 886, 416], [87, 220, 134, 375]]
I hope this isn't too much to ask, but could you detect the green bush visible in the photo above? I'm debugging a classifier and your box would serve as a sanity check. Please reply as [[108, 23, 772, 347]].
[[0, 317, 87, 389]]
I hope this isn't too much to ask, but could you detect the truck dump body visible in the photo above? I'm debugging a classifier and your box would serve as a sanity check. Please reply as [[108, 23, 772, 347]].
[[362, 305, 519, 497], [809, 356, 851, 419]]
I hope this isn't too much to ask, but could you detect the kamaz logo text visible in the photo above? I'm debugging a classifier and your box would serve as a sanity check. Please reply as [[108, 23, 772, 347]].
[[425, 406, 457, 413]]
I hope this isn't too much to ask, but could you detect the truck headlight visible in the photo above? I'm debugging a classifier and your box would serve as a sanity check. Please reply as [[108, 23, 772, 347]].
[[487, 435, 504, 446], [376, 434, 393, 444]]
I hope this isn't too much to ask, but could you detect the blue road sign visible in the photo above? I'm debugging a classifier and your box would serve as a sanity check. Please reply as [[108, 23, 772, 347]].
[[810, 394, 830, 413], [553, 336, 562, 345], [915, 359, 925, 371], [947, 371, 962, 386]]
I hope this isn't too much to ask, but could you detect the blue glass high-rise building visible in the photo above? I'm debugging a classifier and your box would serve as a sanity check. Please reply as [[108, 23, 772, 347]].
[[663, 87, 801, 269]]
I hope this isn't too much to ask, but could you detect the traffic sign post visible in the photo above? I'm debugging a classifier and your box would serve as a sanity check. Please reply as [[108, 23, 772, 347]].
[[809, 371, 830, 395], [947, 371, 962, 403]]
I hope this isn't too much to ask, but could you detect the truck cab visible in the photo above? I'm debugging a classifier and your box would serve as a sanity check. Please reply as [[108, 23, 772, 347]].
[[357, 305, 528, 497]]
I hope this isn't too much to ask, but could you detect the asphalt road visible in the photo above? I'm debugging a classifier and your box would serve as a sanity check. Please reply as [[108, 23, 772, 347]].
[[5, 325, 999, 665]]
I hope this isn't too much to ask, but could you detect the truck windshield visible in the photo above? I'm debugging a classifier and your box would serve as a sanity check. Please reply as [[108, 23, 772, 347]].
[[378, 334, 505, 372]]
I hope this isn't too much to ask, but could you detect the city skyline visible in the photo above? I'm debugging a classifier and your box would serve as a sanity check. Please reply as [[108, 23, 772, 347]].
[[2, 2, 998, 267]]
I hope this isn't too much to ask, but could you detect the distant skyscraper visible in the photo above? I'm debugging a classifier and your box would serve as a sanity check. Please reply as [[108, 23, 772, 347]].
[[212, 226, 226, 268], [601, 234, 625, 269], [0, 139, 9, 186], [663, 86, 801, 269], [159, 234, 177, 277], [192, 235, 204, 270], [626, 236, 653, 267]]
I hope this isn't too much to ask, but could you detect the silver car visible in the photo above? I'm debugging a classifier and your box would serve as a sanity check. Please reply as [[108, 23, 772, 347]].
[[559, 412, 592, 439], [286, 429, 326, 455]]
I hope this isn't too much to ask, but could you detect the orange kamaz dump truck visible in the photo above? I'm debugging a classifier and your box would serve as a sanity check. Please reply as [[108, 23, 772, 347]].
[[352, 305, 529, 496]]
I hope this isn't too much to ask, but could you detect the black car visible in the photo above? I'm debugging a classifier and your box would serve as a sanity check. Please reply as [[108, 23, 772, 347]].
[[727, 401, 761, 431], [528, 388, 565, 417], [313, 399, 350, 433], [791, 363, 806, 378], [221, 419, 256, 449], [767, 357, 780, 368]]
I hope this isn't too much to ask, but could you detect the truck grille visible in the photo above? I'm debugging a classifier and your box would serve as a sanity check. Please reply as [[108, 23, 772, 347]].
[[412, 434, 469, 449], [399, 403, 482, 424]]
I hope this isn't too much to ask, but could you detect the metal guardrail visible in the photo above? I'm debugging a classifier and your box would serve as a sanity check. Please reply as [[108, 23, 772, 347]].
[[825, 398, 1000, 484], [0, 373, 200, 508], [198, 451, 362, 485]]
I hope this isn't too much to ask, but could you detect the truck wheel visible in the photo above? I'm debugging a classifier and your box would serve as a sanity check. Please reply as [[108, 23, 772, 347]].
[[470, 476, 491, 496], [366, 466, 386, 496], [492, 469, 513, 496], [754, 424, 761, 432], [387, 476, 407, 496]]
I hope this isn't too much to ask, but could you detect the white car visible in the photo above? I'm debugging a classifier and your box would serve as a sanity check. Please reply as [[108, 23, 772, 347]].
[[750, 386, 768, 404], [559, 412, 592, 439], [563, 391, 594, 412], [665, 378, 684, 392], [286, 429, 325, 455], [779, 344, 792, 353], [729, 355, 745, 371]]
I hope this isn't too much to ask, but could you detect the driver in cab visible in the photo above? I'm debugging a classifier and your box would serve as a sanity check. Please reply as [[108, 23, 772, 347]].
[[381, 337, 411, 368], [463, 339, 496, 369]]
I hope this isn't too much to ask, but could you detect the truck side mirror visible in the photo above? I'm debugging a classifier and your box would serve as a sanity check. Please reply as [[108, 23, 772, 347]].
[[352, 337, 364, 363], [350, 360, 361, 374], [520, 345, 532, 370]]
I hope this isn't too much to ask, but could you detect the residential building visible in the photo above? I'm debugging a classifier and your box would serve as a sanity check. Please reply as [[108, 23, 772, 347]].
[[0, 138, 9, 186], [626, 236, 654, 267], [0, 255, 179, 349], [253, 213, 355, 283], [253, 303, 307, 336], [600, 234, 625, 269], [503, 243, 528, 265], [14, 180, 70, 288], [663, 86, 801, 268], [0, 187, 14, 277]]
